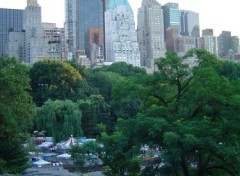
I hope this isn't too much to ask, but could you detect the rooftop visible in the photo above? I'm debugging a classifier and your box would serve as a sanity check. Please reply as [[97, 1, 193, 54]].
[[108, 0, 132, 12]]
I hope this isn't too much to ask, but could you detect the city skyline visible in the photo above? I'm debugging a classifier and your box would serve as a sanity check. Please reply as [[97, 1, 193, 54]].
[[0, 0, 239, 37]]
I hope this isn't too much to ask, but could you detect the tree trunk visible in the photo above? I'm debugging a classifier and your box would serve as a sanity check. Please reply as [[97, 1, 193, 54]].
[[181, 156, 190, 176], [197, 150, 205, 176]]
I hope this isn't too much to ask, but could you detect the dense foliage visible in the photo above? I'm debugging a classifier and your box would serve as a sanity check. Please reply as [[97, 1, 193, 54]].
[[100, 50, 240, 176], [0, 57, 35, 174], [0, 57, 35, 132], [35, 99, 83, 142], [30, 59, 85, 106], [1, 52, 240, 175]]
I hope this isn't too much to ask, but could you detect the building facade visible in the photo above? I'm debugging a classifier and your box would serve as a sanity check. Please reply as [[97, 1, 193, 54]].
[[162, 3, 180, 41], [176, 36, 196, 54], [65, 0, 78, 60], [0, 8, 23, 58], [105, 0, 140, 67], [42, 23, 66, 60], [180, 10, 200, 37], [8, 31, 25, 61], [86, 28, 104, 66], [78, 0, 104, 54], [202, 29, 214, 36], [218, 31, 232, 58], [23, 0, 46, 63], [137, 0, 166, 70], [197, 32, 218, 56], [231, 36, 239, 54], [8, 0, 46, 64], [65, 0, 104, 63]]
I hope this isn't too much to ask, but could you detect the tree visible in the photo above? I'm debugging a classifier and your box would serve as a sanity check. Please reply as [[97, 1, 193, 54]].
[[107, 50, 240, 176], [216, 60, 240, 80], [111, 77, 145, 119], [70, 141, 102, 170], [0, 113, 28, 174], [135, 50, 240, 176], [0, 57, 35, 133], [30, 59, 85, 106], [101, 129, 141, 176], [78, 100, 98, 137], [89, 95, 112, 133], [87, 71, 124, 103], [34, 99, 83, 142], [102, 62, 147, 77]]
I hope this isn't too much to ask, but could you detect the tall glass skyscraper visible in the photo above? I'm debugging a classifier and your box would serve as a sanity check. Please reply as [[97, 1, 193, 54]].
[[0, 8, 23, 57], [78, 0, 104, 53], [65, 0, 104, 60], [180, 10, 200, 38], [162, 3, 180, 40]]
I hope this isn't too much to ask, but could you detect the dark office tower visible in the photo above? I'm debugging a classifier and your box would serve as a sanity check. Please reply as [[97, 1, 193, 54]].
[[180, 10, 200, 37], [162, 3, 180, 41], [218, 31, 232, 57], [78, 0, 104, 58], [0, 8, 23, 57], [202, 29, 214, 36]]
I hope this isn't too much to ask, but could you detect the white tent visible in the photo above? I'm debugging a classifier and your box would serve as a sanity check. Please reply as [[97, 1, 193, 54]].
[[33, 159, 51, 167], [60, 135, 77, 149], [37, 142, 53, 148], [57, 153, 71, 159]]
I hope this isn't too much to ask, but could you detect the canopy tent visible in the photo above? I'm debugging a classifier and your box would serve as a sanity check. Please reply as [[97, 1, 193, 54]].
[[60, 135, 77, 149], [37, 142, 53, 148], [33, 159, 51, 167], [57, 153, 71, 159]]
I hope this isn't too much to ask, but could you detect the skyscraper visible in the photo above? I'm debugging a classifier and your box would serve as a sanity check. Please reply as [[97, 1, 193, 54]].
[[65, 0, 104, 62], [65, 0, 78, 60], [218, 31, 232, 57], [162, 3, 180, 40], [180, 10, 200, 37], [7, 0, 46, 63], [231, 36, 239, 54], [105, 0, 140, 67], [0, 8, 23, 57], [23, 0, 46, 63], [202, 29, 214, 36], [78, 0, 104, 57], [197, 29, 218, 56], [42, 23, 66, 60], [137, 0, 165, 70]]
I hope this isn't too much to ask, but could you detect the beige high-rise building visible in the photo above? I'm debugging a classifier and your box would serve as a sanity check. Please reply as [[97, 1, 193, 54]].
[[197, 36, 218, 56], [42, 23, 66, 60], [23, 0, 46, 63], [8, 0, 47, 64], [137, 0, 166, 71]]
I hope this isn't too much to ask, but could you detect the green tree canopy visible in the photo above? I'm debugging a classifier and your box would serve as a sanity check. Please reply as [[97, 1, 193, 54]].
[[97, 62, 147, 77], [78, 100, 97, 137], [34, 99, 83, 142], [111, 77, 145, 119], [0, 113, 28, 174], [87, 71, 124, 102], [30, 59, 85, 106], [0, 57, 35, 132], [104, 50, 240, 176], [0, 57, 35, 173]]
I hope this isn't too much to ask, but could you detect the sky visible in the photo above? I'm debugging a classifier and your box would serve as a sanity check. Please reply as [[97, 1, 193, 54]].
[[0, 0, 239, 37]]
